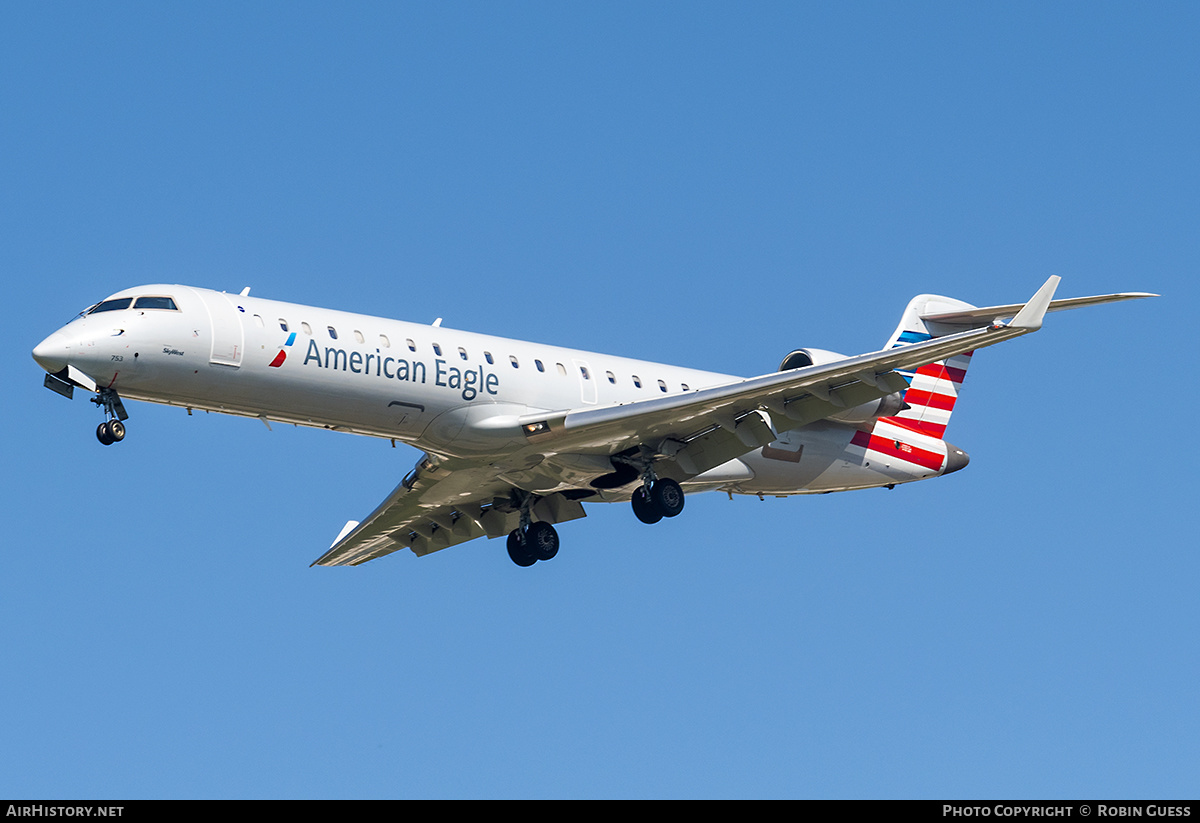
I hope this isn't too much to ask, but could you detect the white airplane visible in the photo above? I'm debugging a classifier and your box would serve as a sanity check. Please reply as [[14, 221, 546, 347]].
[[32, 277, 1153, 567]]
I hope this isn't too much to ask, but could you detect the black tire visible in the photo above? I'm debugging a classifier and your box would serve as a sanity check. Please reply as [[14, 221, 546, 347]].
[[651, 478, 684, 518], [96, 421, 115, 445], [506, 529, 537, 567], [107, 420, 126, 442], [631, 486, 663, 524], [526, 521, 560, 561]]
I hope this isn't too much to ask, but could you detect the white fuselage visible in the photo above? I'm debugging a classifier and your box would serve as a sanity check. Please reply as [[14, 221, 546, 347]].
[[33, 284, 957, 499]]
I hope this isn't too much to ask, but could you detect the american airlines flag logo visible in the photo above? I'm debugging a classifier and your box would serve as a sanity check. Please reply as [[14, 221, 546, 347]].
[[269, 332, 297, 367]]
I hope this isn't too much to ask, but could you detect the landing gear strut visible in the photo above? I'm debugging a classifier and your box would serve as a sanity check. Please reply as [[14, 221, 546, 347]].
[[91, 388, 128, 446]]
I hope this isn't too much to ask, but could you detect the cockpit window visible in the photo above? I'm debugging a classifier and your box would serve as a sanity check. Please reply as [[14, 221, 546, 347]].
[[88, 298, 133, 314], [133, 296, 178, 311]]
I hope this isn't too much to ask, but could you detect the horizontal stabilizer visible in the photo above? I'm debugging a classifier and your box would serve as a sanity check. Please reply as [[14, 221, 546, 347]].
[[921, 288, 1157, 326]]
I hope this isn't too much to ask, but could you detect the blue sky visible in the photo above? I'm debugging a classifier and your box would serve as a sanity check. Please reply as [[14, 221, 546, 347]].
[[2, 2, 1195, 799]]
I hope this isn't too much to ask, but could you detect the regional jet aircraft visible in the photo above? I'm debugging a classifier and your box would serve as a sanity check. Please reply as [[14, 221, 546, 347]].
[[32, 277, 1152, 567]]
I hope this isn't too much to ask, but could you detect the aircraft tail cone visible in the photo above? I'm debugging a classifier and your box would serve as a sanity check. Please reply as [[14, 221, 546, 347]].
[[943, 443, 970, 475]]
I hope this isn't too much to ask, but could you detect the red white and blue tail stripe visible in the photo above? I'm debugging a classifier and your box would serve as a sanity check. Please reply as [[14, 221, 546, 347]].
[[879, 294, 979, 441]]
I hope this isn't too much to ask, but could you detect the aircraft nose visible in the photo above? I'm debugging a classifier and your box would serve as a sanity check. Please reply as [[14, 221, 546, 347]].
[[943, 443, 971, 475], [32, 330, 70, 373]]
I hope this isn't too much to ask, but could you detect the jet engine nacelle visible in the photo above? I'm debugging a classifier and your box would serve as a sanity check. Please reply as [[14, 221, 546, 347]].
[[778, 348, 907, 424], [778, 348, 845, 371]]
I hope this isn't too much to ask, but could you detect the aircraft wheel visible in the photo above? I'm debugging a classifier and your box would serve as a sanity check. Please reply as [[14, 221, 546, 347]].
[[107, 420, 126, 443], [651, 478, 684, 518], [506, 529, 537, 567], [96, 421, 115, 445], [526, 521, 559, 561], [631, 486, 663, 524]]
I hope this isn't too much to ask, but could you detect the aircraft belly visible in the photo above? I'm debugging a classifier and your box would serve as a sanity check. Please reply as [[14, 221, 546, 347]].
[[731, 422, 942, 494], [690, 459, 755, 485]]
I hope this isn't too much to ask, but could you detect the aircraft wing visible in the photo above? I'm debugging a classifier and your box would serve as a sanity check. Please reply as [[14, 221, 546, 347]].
[[515, 277, 1086, 473], [312, 456, 587, 566]]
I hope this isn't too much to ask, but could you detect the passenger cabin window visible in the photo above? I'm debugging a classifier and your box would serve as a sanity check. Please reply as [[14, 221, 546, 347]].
[[509, 355, 519, 368], [658, 379, 668, 392], [535, 359, 545, 372], [632, 375, 642, 388], [89, 298, 133, 314], [580, 365, 591, 380], [253, 314, 264, 327], [279, 319, 289, 332], [354, 330, 365, 344], [379, 334, 390, 348], [432, 343, 442, 356], [133, 296, 178, 311], [606, 371, 616, 384], [556, 363, 567, 376], [301, 323, 312, 335], [484, 352, 494, 365], [406, 339, 416, 352], [328, 326, 338, 340], [681, 383, 690, 391], [459, 347, 469, 361]]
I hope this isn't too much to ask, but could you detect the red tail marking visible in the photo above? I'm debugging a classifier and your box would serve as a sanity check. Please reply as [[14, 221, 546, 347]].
[[915, 363, 967, 384], [851, 430, 945, 471], [903, 389, 956, 411]]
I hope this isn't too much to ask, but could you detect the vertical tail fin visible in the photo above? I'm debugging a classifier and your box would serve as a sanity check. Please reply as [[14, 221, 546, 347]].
[[881, 294, 976, 438]]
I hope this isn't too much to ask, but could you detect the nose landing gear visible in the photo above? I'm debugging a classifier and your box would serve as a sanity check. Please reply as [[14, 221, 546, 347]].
[[91, 388, 129, 446], [96, 419, 125, 445]]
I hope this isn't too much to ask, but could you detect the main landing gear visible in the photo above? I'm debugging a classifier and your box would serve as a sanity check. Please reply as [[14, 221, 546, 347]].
[[505, 490, 561, 567], [91, 388, 129, 446], [609, 450, 686, 526], [506, 521, 560, 567], [501, 469, 686, 568], [631, 477, 685, 525]]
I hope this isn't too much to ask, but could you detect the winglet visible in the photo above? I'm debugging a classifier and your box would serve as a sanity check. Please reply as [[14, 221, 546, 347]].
[[331, 520, 360, 548], [310, 520, 362, 567], [1007, 276, 1061, 331]]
